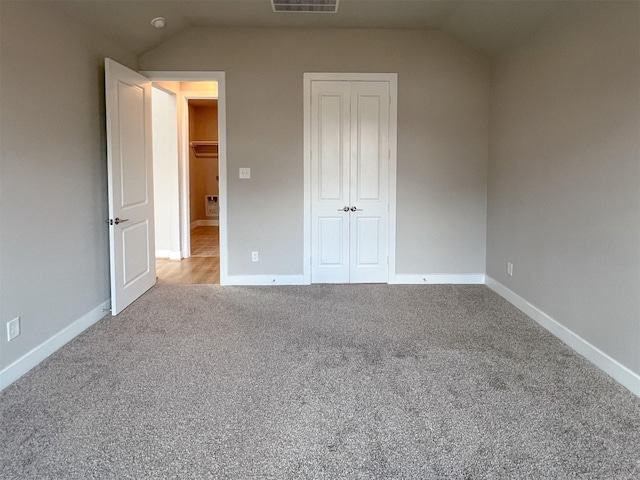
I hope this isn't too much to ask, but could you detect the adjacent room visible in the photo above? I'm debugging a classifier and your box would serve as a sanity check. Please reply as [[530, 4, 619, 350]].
[[1, 0, 639, 477], [153, 82, 221, 285]]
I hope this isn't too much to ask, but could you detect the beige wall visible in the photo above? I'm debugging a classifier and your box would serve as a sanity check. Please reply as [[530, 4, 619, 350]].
[[487, 2, 640, 373], [140, 28, 490, 276], [189, 102, 219, 223], [0, 1, 137, 370]]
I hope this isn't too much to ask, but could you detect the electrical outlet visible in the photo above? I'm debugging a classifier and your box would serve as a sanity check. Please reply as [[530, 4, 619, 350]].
[[252, 251, 259, 262], [239, 168, 251, 179], [507, 261, 514, 276], [7, 317, 20, 341]]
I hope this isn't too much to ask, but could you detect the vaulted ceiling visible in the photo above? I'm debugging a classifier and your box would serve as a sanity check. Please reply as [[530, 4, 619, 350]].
[[50, 0, 573, 57]]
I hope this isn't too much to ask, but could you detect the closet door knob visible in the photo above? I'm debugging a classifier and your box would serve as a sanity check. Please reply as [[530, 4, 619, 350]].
[[338, 206, 350, 212], [350, 206, 362, 212]]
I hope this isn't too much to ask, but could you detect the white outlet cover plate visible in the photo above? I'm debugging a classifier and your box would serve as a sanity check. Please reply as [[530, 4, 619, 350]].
[[239, 168, 251, 179], [7, 317, 20, 341]]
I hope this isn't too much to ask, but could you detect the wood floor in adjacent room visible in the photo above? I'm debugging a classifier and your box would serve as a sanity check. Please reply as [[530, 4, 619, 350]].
[[156, 226, 219, 284]]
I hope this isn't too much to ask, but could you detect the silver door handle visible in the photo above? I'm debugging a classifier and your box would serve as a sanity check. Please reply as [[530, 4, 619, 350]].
[[338, 206, 350, 212], [350, 206, 362, 212], [111, 217, 130, 225]]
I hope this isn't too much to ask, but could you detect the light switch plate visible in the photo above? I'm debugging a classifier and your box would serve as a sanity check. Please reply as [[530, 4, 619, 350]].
[[239, 168, 251, 179]]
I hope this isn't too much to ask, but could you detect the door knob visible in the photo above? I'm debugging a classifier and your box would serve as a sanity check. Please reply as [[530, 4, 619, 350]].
[[110, 217, 130, 225], [338, 206, 350, 212], [350, 206, 362, 212]]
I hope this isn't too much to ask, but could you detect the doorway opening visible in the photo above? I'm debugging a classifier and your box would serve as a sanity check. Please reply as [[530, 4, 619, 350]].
[[144, 73, 227, 285], [187, 97, 219, 258], [156, 96, 220, 284]]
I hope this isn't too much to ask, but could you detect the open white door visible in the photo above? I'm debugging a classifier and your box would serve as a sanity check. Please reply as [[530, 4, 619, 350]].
[[105, 58, 156, 315]]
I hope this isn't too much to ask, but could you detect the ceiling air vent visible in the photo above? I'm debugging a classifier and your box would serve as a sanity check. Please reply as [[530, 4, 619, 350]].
[[271, 0, 339, 13]]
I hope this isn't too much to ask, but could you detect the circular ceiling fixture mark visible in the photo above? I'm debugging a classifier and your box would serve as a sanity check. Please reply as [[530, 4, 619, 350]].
[[151, 17, 165, 29]]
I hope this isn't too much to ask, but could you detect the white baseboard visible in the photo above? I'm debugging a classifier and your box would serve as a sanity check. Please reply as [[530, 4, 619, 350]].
[[155, 250, 182, 260], [190, 219, 218, 228], [0, 299, 111, 391], [222, 274, 308, 286], [392, 274, 485, 284], [223, 273, 486, 286], [485, 276, 640, 397]]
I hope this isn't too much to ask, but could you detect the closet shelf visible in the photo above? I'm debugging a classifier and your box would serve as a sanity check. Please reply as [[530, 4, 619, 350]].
[[190, 140, 218, 158]]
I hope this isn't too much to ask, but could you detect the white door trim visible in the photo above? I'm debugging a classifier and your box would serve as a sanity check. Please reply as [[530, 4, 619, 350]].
[[303, 72, 398, 284], [140, 71, 229, 285]]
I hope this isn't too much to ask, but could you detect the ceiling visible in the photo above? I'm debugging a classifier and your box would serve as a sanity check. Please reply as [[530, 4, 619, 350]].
[[50, 0, 573, 57]]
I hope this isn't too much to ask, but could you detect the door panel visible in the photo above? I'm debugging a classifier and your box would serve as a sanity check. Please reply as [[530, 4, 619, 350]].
[[349, 82, 390, 282], [355, 217, 380, 265], [311, 82, 351, 283], [118, 82, 148, 207], [311, 79, 390, 283], [106, 58, 156, 315], [314, 216, 348, 282], [318, 217, 345, 265], [319, 94, 345, 201], [354, 94, 382, 201], [350, 214, 387, 283], [122, 221, 151, 286]]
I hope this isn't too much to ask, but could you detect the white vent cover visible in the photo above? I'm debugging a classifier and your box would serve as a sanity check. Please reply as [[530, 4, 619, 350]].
[[271, 0, 339, 13]]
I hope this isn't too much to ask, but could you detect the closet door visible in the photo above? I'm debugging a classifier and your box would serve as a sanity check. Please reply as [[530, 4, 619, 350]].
[[310, 81, 351, 283], [349, 81, 390, 283], [310, 80, 390, 283]]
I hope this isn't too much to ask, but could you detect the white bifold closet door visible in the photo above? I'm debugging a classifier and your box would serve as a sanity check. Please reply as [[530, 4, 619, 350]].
[[310, 80, 390, 283]]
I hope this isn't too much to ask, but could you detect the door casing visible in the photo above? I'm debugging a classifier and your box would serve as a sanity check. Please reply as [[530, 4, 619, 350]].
[[303, 73, 398, 284]]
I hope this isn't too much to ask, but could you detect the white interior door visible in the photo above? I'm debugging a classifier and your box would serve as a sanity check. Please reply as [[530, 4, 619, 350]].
[[310, 80, 390, 283], [310, 82, 351, 283], [105, 58, 156, 315], [349, 81, 390, 283]]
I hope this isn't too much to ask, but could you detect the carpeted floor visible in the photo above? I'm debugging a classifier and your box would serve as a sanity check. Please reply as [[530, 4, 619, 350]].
[[1, 284, 639, 479]]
